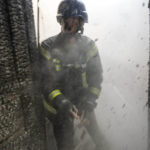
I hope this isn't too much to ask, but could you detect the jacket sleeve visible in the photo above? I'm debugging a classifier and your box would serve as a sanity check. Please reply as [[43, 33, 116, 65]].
[[38, 41, 72, 114], [86, 41, 103, 100], [79, 40, 103, 110]]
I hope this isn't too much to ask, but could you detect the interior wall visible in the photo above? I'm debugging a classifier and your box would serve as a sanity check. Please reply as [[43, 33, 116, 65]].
[[32, 0, 149, 150]]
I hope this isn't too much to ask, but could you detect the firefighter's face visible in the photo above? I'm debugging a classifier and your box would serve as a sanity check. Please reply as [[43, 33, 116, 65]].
[[61, 17, 79, 33]]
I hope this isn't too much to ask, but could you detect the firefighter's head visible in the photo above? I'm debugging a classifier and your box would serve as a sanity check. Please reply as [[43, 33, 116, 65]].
[[56, 0, 88, 34]]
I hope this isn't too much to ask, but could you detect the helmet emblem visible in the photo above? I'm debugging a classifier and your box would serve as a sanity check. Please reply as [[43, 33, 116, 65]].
[[72, 9, 78, 15]]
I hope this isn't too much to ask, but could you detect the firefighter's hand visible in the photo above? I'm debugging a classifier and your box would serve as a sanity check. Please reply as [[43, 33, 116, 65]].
[[84, 100, 97, 112], [69, 105, 79, 119]]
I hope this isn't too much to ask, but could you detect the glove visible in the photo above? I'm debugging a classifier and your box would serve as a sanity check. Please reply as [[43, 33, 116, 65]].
[[82, 100, 97, 112], [55, 99, 79, 119], [56, 99, 72, 112]]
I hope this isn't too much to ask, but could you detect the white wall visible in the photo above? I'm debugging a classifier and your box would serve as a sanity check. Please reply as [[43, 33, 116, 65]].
[[32, 0, 149, 150]]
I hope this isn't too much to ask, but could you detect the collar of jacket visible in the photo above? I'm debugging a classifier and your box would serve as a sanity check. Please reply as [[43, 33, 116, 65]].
[[56, 32, 81, 43]]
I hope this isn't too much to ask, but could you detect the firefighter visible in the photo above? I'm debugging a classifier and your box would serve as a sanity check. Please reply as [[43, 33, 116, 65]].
[[38, 0, 103, 149]]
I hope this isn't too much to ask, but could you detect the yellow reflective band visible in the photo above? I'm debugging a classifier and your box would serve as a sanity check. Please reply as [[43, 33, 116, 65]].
[[42, 99, 57, 114], [82, 72, 88, 88], [90, 87, 101, 98], [53, 59, 60, 63], [86, 44, 98, 62], [52, 59, 61, 71], [40, 46, 51, 60], [56, 65, 61, 71], [48, 89, 62, 100]]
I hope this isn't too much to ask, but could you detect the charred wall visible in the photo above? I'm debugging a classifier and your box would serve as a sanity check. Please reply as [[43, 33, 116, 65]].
[[0, 0, 45, 149]]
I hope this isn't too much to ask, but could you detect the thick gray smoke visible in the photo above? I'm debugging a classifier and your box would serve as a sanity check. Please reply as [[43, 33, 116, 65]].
[[32, 0, 149, 150]]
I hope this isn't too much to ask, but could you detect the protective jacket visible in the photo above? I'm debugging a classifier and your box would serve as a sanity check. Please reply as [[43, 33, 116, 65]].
[[39, 32, 103, 115]]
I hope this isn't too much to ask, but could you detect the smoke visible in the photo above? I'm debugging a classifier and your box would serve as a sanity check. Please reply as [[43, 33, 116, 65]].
[[32, 0, 149, 150]]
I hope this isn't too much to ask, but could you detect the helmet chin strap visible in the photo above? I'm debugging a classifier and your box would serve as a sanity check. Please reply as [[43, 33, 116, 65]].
[[78, 23, 84, 34]]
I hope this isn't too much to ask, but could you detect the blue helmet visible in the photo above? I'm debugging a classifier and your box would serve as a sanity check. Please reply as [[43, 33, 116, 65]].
[[56, 0, 88, 24]]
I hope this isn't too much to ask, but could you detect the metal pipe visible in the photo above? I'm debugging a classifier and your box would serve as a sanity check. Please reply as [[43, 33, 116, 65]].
[[148, 1, 150, 150], [37, 0, 40, 48]]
